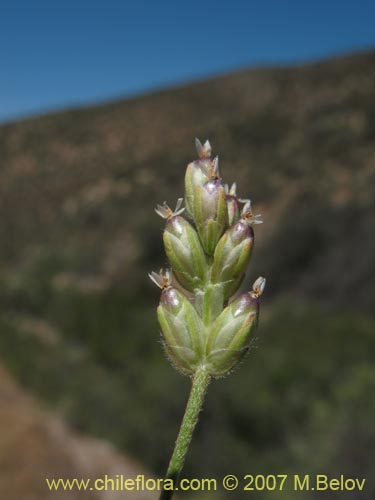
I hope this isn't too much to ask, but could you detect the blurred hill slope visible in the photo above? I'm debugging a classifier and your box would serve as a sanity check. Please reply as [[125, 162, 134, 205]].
[[0, 362, 154, 500], [0, 50, 373, 308]]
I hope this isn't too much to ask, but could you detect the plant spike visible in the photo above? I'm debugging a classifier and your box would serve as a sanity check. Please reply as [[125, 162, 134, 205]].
[[150, 139, 266, 500]]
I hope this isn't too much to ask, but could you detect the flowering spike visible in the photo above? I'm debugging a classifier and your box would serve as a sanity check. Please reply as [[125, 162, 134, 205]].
[[151, 138, 268, 496], [152, 138, 266, 377], [195, 138, 212, 158]]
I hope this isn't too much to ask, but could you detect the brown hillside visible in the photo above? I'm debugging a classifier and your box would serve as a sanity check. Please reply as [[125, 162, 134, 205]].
[[0, 50, 373, 307], [0, 363, 154, 500]]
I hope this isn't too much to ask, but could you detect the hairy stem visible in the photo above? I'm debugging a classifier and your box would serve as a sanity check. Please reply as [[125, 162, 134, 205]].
[[159, 366, 211, 500]]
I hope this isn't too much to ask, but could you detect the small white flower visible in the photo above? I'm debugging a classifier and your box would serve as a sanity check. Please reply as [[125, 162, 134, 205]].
[[148, 268, 172, 289], [241, 201, 263, 224], [155, 198, 185, 219]]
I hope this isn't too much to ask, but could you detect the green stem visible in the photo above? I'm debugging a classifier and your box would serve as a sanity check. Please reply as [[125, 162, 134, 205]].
[[159, 366, 211, 500]]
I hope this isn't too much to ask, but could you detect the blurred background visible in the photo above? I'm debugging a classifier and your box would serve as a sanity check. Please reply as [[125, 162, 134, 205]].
[[0, 1, 374, 499]]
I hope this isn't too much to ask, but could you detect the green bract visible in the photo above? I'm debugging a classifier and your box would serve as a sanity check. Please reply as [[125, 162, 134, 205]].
[[151, 139, 265, 378], [205, 293, 259, 376], [211, 221, 254, 299], [193, 180, 228, 255], [185, 158, 211, 216], [163, 215, 207, 292], [157, 286, 204, 375]]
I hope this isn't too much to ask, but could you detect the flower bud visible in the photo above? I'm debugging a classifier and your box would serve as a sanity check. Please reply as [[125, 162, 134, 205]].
[[185, 158, 212, 216], [185, 140, 220, 217], [163, 215, 207, 292], [157, 286, 205, 375], [194, 180, 228, 255], [205, 277, 265, 376], [211, 221, 254, 299]]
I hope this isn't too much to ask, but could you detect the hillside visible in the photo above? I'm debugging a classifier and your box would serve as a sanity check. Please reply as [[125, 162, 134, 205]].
[[0, 51, 374, 499], [0, 363, 154, 500], [0, 50, 373, 307]]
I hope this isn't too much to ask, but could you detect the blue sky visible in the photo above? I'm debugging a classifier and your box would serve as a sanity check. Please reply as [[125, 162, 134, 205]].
[[1, 0, 374, 123]]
